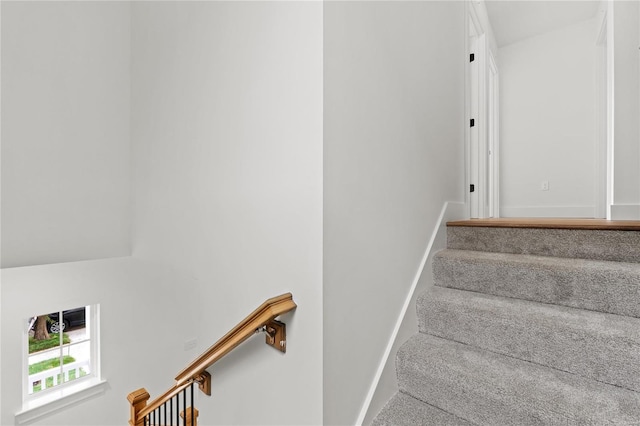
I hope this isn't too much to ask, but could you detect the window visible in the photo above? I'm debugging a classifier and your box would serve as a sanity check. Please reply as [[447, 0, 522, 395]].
[[18, 304, 105, 423], [26, 306, 95, 395]]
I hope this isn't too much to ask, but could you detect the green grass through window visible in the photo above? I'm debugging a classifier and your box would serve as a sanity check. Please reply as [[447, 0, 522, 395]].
[[28, 333, 70, 354], [29, 355, 76, 375]]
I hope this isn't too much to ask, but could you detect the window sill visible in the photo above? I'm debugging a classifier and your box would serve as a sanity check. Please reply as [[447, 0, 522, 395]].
[[15, 378, 108, 425]]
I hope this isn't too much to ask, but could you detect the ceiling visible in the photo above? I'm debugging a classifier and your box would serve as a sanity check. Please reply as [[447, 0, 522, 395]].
[[484, 1, 601, 47]]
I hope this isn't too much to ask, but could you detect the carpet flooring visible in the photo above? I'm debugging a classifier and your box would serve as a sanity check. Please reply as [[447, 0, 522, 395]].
[[373, 224, 640, 425]]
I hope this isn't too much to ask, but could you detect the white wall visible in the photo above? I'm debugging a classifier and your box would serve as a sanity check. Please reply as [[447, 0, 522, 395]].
[[0, 1, 3, 421], [130, 2, 323, 425], [1, 257, 196, 425], [0, 2, 472, 425], [361, 202, 465, 426], [2, 4, 133, 422], [323, 2, 465, 424], [500, 18, 598, 217], [610, 0, 640, 219], [1, 1, 131, 268]]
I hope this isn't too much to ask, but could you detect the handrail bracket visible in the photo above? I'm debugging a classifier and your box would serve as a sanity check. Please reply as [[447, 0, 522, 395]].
[[258, 319, 288, 353], [195, 371, 212, 396]]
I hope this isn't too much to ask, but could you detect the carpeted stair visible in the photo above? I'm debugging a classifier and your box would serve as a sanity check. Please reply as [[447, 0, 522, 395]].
[[373, 222, 640, 425]]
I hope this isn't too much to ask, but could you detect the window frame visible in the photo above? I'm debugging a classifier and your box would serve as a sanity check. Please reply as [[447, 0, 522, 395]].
[[17, 304, 105, 424]]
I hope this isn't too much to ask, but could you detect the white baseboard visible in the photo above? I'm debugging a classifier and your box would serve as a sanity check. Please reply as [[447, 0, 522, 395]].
[[610, 204, 640, 220], [355, 201, 465, 426], [500, 205, 597, 218]]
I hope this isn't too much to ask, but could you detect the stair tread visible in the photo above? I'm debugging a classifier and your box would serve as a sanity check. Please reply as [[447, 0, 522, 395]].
[[372, 392, 472, 426], [447, 218, 640, 231], [398, 333, 640, 425], [433, 249, 640, 317], [418, 286, 640, 391]]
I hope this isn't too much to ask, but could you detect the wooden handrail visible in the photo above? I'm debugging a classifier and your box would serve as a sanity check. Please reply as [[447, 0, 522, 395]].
[[128, 293, 296, 425], [138, 381, 192, 419], [175, 292, 297, 384]]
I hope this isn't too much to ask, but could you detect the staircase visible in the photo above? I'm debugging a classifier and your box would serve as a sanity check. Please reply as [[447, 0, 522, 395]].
[[373, 219, 640, 425]]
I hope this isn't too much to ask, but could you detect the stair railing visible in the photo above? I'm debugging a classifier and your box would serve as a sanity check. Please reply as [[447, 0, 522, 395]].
[[127, 293, 297, 426]]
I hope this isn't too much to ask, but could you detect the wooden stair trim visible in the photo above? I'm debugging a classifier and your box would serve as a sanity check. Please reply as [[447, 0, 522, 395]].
[[447, 218, 640, 231], [129, 293, 296, 423], [174, 292, 297, 385], [137, 381, 192, 419]]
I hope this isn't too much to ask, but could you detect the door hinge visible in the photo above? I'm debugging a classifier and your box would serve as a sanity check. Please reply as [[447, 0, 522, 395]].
[[470, 184, 475, 193], [470, 53, 475, 62], [470, 118, 475, 127]]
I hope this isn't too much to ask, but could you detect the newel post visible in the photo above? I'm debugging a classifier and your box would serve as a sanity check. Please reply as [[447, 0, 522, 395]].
[[181, 407, 200, 426], [127, 388, 150, 426]]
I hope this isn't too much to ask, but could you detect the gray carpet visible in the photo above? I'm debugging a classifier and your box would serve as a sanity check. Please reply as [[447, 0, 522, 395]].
[[433, 249, 640, 318], [447, 226, 640, 263], [372, 392, 472, 426], [398, 334, 640, 426], [419, 286, 640, 391], [373, 225, 640, 425]]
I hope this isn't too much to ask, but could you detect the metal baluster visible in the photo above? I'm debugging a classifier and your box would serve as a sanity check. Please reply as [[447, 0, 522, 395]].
[[176, 392, 180, 426], [170, 395, 173, 426], [183, 388, 187, 426], [152, 409, 155, 426], [144, 415, 147, 426], [164, 401, 167, 426], [190, 382, 194, 426]]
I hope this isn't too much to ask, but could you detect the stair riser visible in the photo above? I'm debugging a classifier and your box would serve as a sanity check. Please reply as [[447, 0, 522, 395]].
[[447, 227, 640, 263], [433, 249, 640, 318], [398, 334, 640, 426], [418, 287, 640, 392]]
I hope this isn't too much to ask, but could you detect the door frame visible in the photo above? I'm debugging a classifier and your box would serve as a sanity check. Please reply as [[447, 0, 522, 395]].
[[465, 0, 497, 218], [487, 50, 499, 218], [468, 1, 613, 220], [596, 3, 613, 219]]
